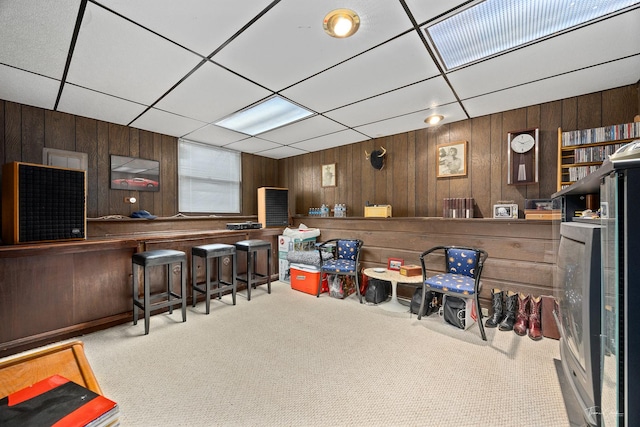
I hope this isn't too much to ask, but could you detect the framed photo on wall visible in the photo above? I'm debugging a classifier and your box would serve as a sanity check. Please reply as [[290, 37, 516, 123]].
[[437, 141, 467, 178], [110, 155, 160, 192], [322, 163, 336, 187]]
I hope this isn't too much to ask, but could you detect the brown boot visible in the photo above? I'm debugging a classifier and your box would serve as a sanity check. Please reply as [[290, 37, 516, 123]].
[[513, 293, 529, 336], [528, 296, 543, 340]]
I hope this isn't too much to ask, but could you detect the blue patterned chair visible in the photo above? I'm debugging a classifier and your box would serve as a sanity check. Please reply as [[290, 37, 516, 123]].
[[418, 246, 489, 340], [316, 239, 364, 303]]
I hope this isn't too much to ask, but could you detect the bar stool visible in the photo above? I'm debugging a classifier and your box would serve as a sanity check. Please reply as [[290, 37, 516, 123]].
[[132, 249, 187, 335], [192, 243, 237, 314], [234, 239, 271, 301]]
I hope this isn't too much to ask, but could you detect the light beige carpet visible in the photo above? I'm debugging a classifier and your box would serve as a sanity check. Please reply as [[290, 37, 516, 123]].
[[18, 282, 572, 426]]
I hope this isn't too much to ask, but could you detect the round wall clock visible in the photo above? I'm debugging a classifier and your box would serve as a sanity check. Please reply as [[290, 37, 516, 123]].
[[507, 128, 539, 185]]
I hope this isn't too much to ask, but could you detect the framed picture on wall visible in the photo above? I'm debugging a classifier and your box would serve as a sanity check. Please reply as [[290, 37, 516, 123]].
[[322, 163, 336, 187], [110, 155, 160, 192], [437, 141, 467, 178]]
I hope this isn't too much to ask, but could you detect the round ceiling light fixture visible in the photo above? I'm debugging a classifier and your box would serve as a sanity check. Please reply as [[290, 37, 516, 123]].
[[425, 114, 444, 126], [323, 9, 360, 38]]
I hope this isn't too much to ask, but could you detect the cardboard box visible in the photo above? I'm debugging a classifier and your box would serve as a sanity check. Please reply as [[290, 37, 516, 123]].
[[364, 205, 392, 218], [400, 264, 422, 277], [290, 264, 321, 295]]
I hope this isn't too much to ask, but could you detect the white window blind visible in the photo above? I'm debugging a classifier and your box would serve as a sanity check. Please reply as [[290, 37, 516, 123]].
[[178, 139, 241, 213]]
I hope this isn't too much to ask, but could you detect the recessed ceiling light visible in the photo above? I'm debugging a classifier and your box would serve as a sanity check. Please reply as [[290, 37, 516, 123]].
[[425, 115, 444, 125], [215, 96, 314, 136], [323, 9, 360, 38], [426, 0, 637, 70]]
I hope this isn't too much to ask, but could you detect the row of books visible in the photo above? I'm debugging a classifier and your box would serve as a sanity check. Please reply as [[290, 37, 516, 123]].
[[0, 375, 119, 427], [561, 122, 640, 147], [571, 143, 625, 163], [568, 165, 601, 182], [442, 197, 474, 218]]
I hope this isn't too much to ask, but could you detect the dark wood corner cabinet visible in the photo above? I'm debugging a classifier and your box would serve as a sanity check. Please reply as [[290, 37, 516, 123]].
[[557, 122, 640, 191]]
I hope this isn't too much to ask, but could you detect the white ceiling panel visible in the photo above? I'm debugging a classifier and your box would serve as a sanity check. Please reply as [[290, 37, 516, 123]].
[[154, 61, 272, 123], [130, 108, 207, 137], [100, 0, 275, 57], [258, 115, 347, 145], [66, 2, 202, 105], [2, 1, 638, 159], [289, 129, 368, 152], [213, 0, 414, 91], [355, 103, 468, 138], [182, 124, 249, 147], [462, 55, 640, 118], [448, 8, 640, 100], [0, 0, 79, 79], [325, 77, 456, 128], [225, 137, 283, 154], [281, 32, 441, 113], [0, 66, 59, 110], [58, 84, 148, 126]]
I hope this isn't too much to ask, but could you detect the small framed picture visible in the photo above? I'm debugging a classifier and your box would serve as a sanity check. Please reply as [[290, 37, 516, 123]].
[[387, 258, 404, 271], [322, 163, 336, 187], [493, 203, 518, 219], [437, 140, 467, 178]]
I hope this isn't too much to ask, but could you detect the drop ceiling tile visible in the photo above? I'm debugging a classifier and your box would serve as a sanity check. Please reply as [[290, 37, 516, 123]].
[[0, 66, 59, 110], [154, 61, 272, 123], [289, 129, 369, 153], [0, 0, 78, 79], [281, 32, 441, 113], [325, 77, 457, 127], [258, 115, 347, 145], [462, 55, 640, 118], [67, 2, 203, 105], [213, 0, 414, 91], [100, 0, 275, 57], [224, 137, 283, 154], [448, 8, 640, 100], [355, 103, 467, 138], [58, 84, 148, 125], [182, 124, 248, 147], [256, 145, 309, 159], [404, 0, 470, 25], [130, 108, 208, 137]]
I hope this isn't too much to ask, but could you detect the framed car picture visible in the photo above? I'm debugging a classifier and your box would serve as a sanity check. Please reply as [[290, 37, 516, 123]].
[[110, 155, 160, 192]]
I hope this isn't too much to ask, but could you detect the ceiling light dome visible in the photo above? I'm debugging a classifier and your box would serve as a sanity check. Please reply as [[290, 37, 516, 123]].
[[323, 9, 360, 38], [425, 114, 444, 125]]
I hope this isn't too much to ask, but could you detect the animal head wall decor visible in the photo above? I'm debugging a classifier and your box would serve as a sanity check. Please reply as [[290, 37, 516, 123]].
[[364, 146, 386, 170]]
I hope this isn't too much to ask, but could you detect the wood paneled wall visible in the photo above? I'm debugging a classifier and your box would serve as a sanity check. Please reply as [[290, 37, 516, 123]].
[[0, 100, 279, 220], [279, 84, 639, 218]]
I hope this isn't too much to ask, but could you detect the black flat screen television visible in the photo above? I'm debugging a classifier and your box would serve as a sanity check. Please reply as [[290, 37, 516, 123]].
[[556, 221, 602, 426]]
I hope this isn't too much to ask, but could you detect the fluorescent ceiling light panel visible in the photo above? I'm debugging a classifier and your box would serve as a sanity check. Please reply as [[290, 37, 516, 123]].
[[215, 96, 314, 136], [426, 0, 638, 70]]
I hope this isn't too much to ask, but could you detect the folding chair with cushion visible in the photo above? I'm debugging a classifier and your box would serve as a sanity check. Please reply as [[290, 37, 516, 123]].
[[418, 246, 489, 340], [316, 239, 364, 303]]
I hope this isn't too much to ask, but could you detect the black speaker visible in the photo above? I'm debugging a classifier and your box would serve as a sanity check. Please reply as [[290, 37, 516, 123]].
[[257, 187, 288, 227], [2, 162, 86, 244]]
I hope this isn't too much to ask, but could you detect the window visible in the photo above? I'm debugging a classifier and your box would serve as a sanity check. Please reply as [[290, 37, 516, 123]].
[[178, 139, 241, 213]]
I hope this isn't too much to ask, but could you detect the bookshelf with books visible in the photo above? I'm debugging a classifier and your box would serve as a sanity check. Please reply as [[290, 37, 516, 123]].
[[557, 120, 640, 191]]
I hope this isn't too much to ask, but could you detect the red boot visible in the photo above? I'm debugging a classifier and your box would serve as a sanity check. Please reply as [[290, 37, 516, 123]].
[[528, 296, 543, 340], [513, 293, 529, 336]]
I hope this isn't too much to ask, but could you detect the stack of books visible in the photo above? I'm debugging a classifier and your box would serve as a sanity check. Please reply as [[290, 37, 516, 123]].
[[0, 375, 119, 426], [443, 198, 475, 218]]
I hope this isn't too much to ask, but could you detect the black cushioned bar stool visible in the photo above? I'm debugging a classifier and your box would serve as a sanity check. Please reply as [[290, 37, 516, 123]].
[[234, 239, 271, 301], [132, 249, 187, 335], [192, 243, 237, 314]]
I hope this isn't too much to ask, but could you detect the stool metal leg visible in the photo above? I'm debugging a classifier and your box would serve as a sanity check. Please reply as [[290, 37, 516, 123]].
[[205, 257, 212, 314], [167, 264, 173, 315], [231, 254, 237, 305], [247, 250, 253, 301], [133, 263, 139, 326], [192, 253, 198, 308], [180, 259, 187, 322], [267, 248, 271, 294], [144, 266, 151, 335]]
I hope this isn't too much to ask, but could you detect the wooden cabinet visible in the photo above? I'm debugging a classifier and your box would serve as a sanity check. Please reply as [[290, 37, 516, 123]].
[[557, 121, 640, 191]]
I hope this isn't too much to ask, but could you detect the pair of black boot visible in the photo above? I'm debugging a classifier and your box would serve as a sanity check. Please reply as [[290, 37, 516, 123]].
[[484, 288, 518, 331]]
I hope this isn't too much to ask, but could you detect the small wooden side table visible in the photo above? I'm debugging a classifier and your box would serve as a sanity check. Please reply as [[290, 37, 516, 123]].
[[0, 340, 101, 398], [363, 268, 423, 313]]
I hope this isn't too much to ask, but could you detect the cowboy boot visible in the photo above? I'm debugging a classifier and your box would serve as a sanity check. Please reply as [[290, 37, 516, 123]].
[[484, 288, 504, 328], [498, 291, 518, 331], [528, 295, 543, 340], [513, 293, 529, 336]]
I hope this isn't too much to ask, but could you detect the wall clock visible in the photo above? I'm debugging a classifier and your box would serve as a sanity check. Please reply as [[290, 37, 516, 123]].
[[507, 128, 539, 185]]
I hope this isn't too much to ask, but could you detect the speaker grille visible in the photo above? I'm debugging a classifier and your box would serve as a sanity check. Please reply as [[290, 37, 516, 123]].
[[258, 187, 288, 227], [3, 162, 86, 244]]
